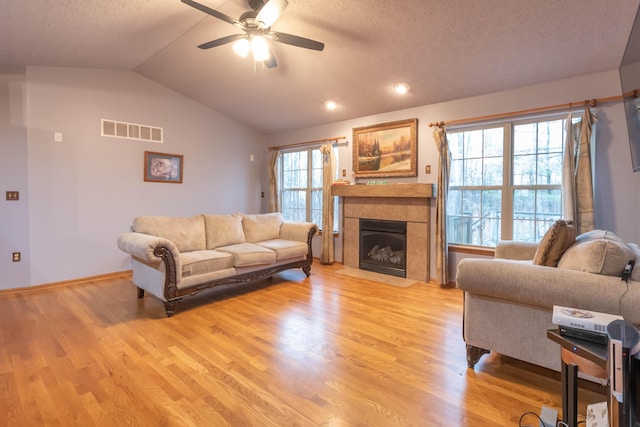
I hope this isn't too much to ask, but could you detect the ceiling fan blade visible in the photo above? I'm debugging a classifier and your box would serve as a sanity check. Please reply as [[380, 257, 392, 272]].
[[198, 34, 245, 50], [264, 51, 278, 68], [272, 31, 324, 51], [181, 0, 240, 27], [256, 0, 288, 28]]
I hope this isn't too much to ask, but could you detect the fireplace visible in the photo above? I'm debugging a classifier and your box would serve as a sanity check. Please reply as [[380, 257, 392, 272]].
[[359, 218, 407, 278], [332, 183, 433, 282]]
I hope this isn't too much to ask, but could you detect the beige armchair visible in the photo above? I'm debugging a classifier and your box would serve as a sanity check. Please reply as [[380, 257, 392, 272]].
[[456, 229, 640, 372]]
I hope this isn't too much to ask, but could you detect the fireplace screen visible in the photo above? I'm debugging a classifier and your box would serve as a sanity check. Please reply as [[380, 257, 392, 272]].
[[359, 218, 407, 278]]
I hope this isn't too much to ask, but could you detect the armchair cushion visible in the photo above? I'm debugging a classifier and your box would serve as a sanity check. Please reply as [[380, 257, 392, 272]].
[[558, 230, 635, 276], [533, 220, 576, 267]]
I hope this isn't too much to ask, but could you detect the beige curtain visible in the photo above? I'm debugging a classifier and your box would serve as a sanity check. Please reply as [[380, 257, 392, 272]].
[[268, 150, 280, 213], [320, 143, 335, 264], [562, 112, 579, 222], [562, 106, 596, 234], [433, 126, 450, 286]]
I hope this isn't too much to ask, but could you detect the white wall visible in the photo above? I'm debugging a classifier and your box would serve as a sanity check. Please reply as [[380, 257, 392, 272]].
[[268, 69, 640, 281], [0, 66, 267, 289]]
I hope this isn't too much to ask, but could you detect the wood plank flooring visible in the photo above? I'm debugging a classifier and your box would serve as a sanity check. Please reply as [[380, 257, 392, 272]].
[[0, 263, 605, 426]]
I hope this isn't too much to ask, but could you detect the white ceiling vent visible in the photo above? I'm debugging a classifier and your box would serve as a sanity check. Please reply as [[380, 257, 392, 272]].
[[101, 119, 163, 143]]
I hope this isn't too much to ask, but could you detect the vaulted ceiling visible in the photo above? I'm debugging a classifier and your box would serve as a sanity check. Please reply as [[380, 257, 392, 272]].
[[2, 0, 639, 134]]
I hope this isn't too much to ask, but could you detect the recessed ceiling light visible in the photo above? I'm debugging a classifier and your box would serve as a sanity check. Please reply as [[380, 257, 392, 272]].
[[393, 83, 410, 94], [325, 100, 337, 110]]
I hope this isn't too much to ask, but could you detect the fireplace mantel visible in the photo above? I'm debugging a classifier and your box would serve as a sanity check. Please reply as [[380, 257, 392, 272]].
[[331, 183, 434, 199]]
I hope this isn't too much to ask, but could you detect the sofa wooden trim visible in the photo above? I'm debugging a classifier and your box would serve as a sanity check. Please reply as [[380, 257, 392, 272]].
[[138, 226, 317, 317]]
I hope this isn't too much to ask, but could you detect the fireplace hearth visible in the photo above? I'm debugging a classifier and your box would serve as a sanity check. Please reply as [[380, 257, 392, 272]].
[[359, 218, 407, 278]]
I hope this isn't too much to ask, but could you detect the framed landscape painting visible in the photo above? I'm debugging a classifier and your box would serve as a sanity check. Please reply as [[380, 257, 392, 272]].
[[352, 118, 418, 178], [144, 151, 183, 183]]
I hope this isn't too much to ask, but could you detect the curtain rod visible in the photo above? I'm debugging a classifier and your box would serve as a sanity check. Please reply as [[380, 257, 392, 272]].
[[269, 136, 348, 151], [428, 93, 627, 128]]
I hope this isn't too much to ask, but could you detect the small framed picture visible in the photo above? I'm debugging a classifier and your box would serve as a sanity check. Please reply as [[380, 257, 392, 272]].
[[144, 151, 183, 183]]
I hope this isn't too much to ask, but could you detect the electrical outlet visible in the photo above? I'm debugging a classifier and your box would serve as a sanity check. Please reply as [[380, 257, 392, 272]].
[[425, 165, 431, 174], [6, 191, 19, 200], [12, 252, 21, 262]]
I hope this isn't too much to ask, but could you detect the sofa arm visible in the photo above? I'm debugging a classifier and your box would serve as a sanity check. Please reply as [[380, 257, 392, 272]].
[[117, 232, 180, 263], [494, 240, 538, 260], [456, 257, 627, 314], [280, 221, 318, 243]]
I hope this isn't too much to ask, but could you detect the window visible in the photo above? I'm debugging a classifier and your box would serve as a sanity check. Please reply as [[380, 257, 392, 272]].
[[447, 115, 575, 247], [279, 148, 338, 231]]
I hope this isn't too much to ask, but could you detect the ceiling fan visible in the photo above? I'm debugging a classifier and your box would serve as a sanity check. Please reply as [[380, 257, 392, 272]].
[[182, 0, 325, 68]]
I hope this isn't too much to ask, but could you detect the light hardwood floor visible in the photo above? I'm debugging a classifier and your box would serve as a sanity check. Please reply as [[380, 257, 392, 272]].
[[0, 263, 605, 426]]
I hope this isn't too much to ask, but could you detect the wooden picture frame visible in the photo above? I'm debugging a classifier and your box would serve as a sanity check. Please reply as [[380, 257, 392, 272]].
[[144, 151, 183, 183], [352, 118, 418, 178]]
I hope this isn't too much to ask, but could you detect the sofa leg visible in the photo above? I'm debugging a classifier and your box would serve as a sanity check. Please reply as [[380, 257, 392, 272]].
[[466, 345, 490, 368], [302, 265, 311, 277], [137, 287, 145, 298], [164, 299, 180, 317]]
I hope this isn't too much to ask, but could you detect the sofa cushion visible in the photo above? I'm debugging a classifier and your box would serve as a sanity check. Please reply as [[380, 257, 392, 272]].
[[204, 213, 245, 249], [558, 230, 635, 276], [181, 250, 234, 277], [533, 220, 577, 267], [256, 239, 308, 261], [133, 215, 205, 252], [216, 243, 277, 267], [242, 213, 283, 243]]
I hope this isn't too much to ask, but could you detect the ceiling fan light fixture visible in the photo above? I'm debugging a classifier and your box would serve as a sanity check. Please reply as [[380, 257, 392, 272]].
[[251, 36, 271, 61], [393, 82, 410, 94], [232, 38, 251, 57], [183, 0, 324, 69], [256, 0, 289, 28]]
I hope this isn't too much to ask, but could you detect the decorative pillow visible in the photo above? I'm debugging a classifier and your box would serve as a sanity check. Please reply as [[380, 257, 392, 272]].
[[204, 213, 245, 249], [133, 215, 206, 252], [557, 230, 636, 276], [242, 213, 283, 243], [533, 220, 577, 267]]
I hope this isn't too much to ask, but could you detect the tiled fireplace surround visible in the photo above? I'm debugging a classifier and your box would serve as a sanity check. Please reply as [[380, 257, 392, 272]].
[[332, 184, 435, 282]]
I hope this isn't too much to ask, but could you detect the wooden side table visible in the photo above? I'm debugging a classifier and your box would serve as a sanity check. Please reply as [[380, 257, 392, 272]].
[[546, 329, 610, 427]]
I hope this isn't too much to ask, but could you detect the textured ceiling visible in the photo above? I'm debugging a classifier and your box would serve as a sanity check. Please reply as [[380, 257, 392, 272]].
[[2, 0, 640, 134]]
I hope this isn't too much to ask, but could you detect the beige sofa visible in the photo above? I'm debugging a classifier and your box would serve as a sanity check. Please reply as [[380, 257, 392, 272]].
[[117, 212, 317, 316], [456, 229, 640, 372]]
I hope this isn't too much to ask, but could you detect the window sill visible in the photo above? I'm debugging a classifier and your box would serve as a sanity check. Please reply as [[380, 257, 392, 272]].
[[317, 231, 340, 238], [448, 244, 495, 257]]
